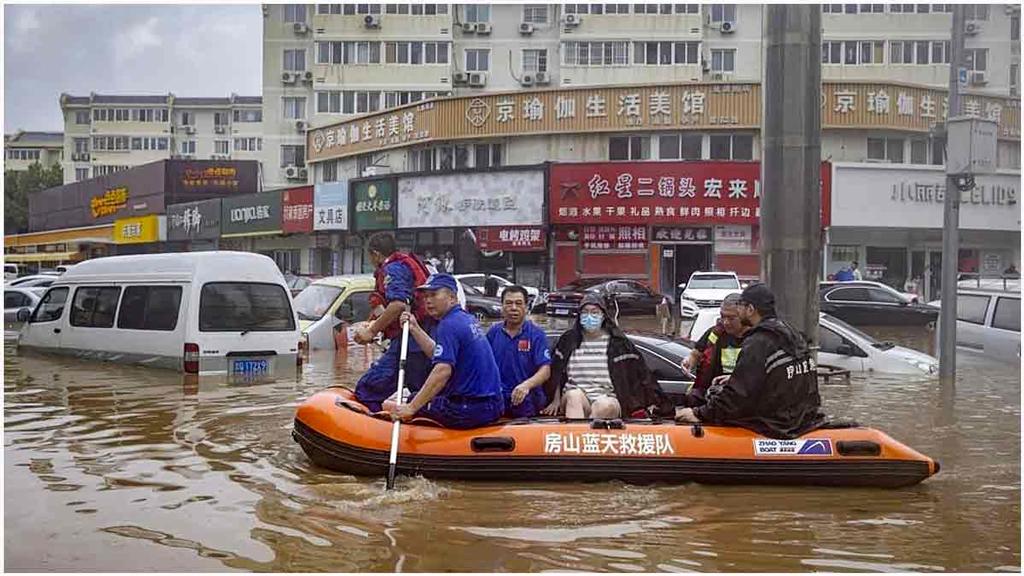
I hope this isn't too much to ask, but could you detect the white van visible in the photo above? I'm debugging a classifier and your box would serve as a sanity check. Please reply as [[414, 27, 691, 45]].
[[17, 252, 302, 375], [5, 263, 19, 282]]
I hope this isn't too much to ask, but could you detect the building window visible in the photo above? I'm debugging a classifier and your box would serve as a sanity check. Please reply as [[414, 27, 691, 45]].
[[602, 4, 631, 15], [658, 133, 702, 160], [384, 4, 409, 14], [963, 4, 988, 21], [410, 4, 447, 15], [889, 40, 914, 64], [180, 111, 194, 126], [318, 4, 342, 14], [385, 41, 448, 64], [75, 168, 89, 181], [213, 112, 229, 127], [317, 41, 382, 64], [930, 40, 951, 64], [73, 138, 89, 154], [322, 160, 338, 182], [562, 41, 630, 66], [281, 145, 306, 168], [283, 49, 306, 71], [888, 4, 915, 13], [284, 4, 307, 22], [709, 4, 736, 23], [674, 4, 700, 13], [233, 109, 262, 122], [130, 137, 168, 151], [91, 136, 130, 151], [634, 41, 672, 65], [75, 111, 90, 124], [93, 165, 129, 177], [965, 48, 987, 72], [563, 4, 589, 14], [283, 97, 306, 119], [522, 49, 548, 73], [710, 49, 735, 72], [1011, 63, 1019, 96], [910, 139, 928, 164], [6, 149, 41, 161], [463, 4, 489, 22], [522, 4, 548, 23], [609, 136, 650, 161], [180, 140, 196, 155], [214, 140, 230, 156], [998, 141, 1021, 170], [867, 137, 904, 163], [1012, 15, 1020, 41], [474, 143, 503, 168], [709, 134, 753, 160], [234, 137, 262, 152], [822, 41, 883, 65], [465, 49, 490, 72], [931, 136, 945, 165], [355, 3, 382, 14]]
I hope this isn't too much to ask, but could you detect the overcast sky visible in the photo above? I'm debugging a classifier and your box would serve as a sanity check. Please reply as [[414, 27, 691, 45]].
[[4, 4, 263, 133]]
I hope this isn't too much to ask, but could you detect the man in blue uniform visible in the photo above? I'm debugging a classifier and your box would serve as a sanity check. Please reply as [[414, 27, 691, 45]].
[[394, 274, 504, 429], [353, 232, 433, 412], [486, 285, 551, 418]]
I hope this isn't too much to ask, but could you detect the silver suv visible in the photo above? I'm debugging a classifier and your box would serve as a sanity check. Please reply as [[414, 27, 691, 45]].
[[930, 288, 1020, 364]]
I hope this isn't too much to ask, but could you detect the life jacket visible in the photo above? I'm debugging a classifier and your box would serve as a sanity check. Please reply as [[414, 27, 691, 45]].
[[372, 251, 433, 339]]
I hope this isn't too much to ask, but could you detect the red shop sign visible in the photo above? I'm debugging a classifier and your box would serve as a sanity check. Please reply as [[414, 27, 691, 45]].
[[475, 226, 546, 251], [282, 186, 314, 233], [582, 225, 648, 251], [550, 161, 832, 227]]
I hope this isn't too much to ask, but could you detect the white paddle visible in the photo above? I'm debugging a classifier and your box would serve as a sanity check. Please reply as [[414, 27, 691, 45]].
[[385, 317, 411, 491]]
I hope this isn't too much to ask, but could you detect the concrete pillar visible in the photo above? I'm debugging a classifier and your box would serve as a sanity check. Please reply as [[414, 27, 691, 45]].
[[761, 4, 822, 343]]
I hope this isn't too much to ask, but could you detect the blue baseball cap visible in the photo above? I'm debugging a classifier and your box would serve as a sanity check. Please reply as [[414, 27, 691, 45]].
[[416, 273, 459, 293]]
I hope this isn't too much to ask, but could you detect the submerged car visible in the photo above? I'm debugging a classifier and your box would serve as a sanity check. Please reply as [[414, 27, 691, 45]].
[[455, 273, 543, 309], [928, 288, 1020, 365], [546, 277, 665, 317], [818, 281, 938, 326]]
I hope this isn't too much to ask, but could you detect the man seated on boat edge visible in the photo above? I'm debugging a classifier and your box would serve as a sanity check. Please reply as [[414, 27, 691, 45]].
[[353, 231, 434, 413], [542, 293, 675, 420], [486, 285, 552, 418], [675, 283, 826, 440], [680, 292, 747, 408], [392, 274, 505, 429]]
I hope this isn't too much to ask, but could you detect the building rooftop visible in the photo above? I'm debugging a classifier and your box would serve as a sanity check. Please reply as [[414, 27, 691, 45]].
[[60, 93, 262, 108], [5, 131, 64, 145]]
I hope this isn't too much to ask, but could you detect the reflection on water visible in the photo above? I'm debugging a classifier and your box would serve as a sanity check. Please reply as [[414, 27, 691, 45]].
[[4, 317, 1020, 572]]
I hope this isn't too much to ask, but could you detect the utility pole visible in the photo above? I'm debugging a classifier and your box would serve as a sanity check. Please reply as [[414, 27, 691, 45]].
[[761, 5, 822, 345], [938, 5, 965, 382]]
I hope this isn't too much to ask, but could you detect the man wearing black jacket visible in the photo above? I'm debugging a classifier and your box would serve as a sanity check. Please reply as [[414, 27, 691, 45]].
[[675, 283, 825, 439]]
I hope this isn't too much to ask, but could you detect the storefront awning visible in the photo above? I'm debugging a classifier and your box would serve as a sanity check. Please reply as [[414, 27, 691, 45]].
[[4, 224, 115, 247], [4, 251, 81, 263]]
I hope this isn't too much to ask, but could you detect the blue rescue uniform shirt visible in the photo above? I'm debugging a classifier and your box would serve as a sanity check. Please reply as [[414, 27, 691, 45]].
[[431, 306, 503, 399], [486, 321, 552, 396]]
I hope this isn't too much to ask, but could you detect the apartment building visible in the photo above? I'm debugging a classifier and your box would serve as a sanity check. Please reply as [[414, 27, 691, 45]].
[[4, 131, 63, 172], [59, 93, 263, 185]]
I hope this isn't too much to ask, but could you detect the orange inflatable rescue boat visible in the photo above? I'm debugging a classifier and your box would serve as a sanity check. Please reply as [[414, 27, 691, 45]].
[[293, 387, 940, 488]]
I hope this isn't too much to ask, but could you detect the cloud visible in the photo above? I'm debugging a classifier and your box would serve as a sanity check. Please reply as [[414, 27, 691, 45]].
[[8, 7, 41, 52], [116, 16, 163, 61]]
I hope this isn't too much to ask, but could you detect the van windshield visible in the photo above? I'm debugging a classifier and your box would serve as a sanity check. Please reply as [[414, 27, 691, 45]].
[[199, 282, 296, 332], [292, 285, 344, 321]]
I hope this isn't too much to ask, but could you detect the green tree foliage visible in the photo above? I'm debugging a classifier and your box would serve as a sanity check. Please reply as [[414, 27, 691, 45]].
[[4, 162, 63, 234]]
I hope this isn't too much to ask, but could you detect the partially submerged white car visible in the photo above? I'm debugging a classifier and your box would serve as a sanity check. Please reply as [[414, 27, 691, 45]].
[[687, 308, 938, 375], [677, 271, 743, 319]]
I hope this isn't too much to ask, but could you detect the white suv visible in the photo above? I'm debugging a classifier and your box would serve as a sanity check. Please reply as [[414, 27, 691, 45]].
[[930, 288, 1020, 364], [677, 271, 743, 319]]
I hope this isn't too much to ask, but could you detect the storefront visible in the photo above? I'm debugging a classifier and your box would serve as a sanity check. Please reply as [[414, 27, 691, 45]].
[[313, 181, 350, 275], [166, 198, 221, 252], [220, 191, 287, 270], [826, 163, 1021, 300], [394, 167, 548, 284], [348, 177, 397, 274], [112, 215, 167, 254], [4, 224, 114, 272]]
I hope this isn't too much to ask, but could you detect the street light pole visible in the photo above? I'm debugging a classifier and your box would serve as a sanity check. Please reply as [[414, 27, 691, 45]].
[[938, 5, 965, 382]]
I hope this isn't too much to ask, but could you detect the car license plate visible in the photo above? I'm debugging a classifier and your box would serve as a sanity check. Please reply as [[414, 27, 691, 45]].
[[554, 308, 569, 316], [232, 359, 269, 375]]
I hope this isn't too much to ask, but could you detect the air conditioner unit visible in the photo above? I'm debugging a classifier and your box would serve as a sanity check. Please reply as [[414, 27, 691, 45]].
[[519, 22, 534, 35], [563, 13, 582, 27], [520, 74, 535, 86], [298, 167, 309, 179], [184, 126, 196, 135], [534, 71, 550, 85], [461, 22, 475, 33], [281, 71, 296, 84], [303, 70, 314, 82], [964, 21, 980, 35], [453, 71, 470, 85], [284, 165, 299, 179], [969, 70, 988, 85], [293, 22, 309, 34], [295, 120, 307, 131], [468, 72, 487, 87], [475, 22, 492, 34], [364, 14, 381, 28], [720, 20, 736, 33], [214, 125, 226, 134]]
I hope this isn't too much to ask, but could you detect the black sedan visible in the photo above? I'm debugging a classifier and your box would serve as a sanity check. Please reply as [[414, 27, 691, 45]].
[[542, 328, 693, 405], [545, 277, 666, 317], [819, 281, 938, 327], [459, 280, 504, 320]]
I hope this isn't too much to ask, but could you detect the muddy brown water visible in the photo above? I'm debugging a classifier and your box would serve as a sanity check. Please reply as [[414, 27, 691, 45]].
[[4, 318, 1020, 572]]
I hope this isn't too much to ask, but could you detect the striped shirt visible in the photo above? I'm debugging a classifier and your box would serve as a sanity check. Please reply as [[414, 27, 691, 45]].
[[567, 334, 614, 401]]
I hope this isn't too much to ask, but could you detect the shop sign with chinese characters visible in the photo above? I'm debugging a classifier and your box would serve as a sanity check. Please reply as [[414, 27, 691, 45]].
[[714, 225, 753, 254], [308, 81, 1019, 162], [397, 170, 545, 228], [90, 186, 129, 219], [652, 226, 713, 243], [282, 186, 314, 234], [351, 179, 396, 231], [582, 225, 648, 251], [313, 181, 349, 231], [113, 215, 164, 245], [167, 198, 221, 241], [474, 226, 546, 252]]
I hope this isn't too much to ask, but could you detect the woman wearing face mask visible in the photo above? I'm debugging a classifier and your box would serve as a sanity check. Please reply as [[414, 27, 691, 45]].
[[541, 293, 674, 419]]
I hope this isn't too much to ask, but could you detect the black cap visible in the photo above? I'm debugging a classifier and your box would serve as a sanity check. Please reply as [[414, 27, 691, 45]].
[[739, 282, 776, 314]]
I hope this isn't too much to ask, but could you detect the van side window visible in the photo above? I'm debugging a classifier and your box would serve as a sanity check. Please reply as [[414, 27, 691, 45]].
[[71, 287, 122, 328], [199, 282, 296, 332], [957, 294, 990, 325], [31, 287, 69, 323], [117, 286, 183, 331], [991, 297, 1020, 332]]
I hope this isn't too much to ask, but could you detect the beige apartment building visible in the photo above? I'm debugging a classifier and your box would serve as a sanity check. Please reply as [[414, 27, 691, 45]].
[[4, 131, 63, 172]]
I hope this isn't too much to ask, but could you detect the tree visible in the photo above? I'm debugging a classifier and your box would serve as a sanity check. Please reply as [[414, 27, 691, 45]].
[[4, 162, 63, 234]]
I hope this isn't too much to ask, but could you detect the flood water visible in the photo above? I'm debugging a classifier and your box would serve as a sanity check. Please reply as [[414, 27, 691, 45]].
[[4, 318, 1020, 572]]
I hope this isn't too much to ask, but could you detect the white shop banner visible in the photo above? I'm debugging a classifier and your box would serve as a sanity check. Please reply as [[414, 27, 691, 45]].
[[313, 181, 349, 231], [397, 170, 545, 228], [831, 163, 1020, 231]]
